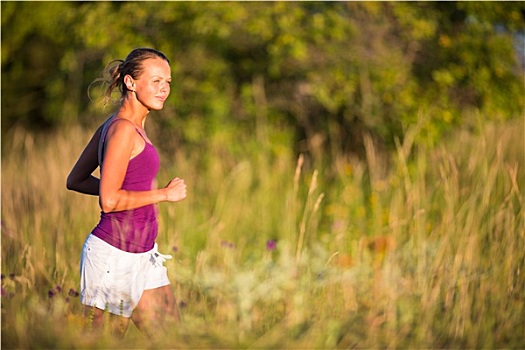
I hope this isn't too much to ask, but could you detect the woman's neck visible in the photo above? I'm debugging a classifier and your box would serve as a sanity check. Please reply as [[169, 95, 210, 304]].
[[117, 99, 149, 129]]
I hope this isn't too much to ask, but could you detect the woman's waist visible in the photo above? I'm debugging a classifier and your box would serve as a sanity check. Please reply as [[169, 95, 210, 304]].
[[99, 205, 158, 224]]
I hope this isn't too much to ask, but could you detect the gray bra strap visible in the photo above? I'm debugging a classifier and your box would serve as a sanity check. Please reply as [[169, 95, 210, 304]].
[[98, 114, 117, 167]]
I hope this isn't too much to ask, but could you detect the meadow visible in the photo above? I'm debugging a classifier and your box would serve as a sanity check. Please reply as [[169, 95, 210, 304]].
[[1, 116, 524, 349]]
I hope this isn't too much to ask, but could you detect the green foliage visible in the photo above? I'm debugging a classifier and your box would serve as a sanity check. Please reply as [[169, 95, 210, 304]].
[[2, 2, 524, 159]]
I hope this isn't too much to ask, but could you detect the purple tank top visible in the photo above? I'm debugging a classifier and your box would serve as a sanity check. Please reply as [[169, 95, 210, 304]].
[[92, 122, 161, 253]]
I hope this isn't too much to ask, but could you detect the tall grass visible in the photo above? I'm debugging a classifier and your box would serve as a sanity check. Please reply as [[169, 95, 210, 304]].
[[1, 117, 524, 349]]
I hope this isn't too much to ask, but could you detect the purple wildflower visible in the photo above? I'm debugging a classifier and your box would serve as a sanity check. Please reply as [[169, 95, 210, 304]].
[[68, 288, 79, 297], [172, 246, 178, 253], [221, 240, 235, 249], [266, 240, 277, 251], [48, 289, 56, 298]]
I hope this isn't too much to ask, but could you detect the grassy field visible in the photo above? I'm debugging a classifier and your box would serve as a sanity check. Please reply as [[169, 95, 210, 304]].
[[1, 117, 524, 349]]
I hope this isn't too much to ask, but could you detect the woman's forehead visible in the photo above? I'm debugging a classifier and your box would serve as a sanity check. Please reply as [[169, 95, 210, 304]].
[[141, 58, 171, 76]]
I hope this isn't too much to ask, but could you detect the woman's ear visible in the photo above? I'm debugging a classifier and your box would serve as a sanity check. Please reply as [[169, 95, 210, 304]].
[[123, 74, 135, 92]]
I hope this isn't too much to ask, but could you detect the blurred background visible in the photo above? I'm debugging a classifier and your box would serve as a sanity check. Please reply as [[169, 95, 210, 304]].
[[1, 2, 525, 348], [2, 1, 524, 162]]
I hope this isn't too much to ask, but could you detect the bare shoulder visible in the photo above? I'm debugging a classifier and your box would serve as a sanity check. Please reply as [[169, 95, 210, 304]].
[[106, 118, 136, 140]]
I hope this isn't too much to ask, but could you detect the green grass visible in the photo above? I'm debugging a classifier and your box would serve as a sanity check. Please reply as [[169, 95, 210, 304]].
[[1, 117, 524, 349]]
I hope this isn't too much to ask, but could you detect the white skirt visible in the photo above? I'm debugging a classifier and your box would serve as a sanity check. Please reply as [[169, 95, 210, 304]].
[[80, 234, 172, 317]]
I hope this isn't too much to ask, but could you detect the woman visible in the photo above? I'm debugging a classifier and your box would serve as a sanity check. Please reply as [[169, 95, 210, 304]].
[[67, 48, 187, 338]]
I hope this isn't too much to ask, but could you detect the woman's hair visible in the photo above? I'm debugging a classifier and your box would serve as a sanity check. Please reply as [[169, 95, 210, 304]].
[[90, 48, 169, 107]]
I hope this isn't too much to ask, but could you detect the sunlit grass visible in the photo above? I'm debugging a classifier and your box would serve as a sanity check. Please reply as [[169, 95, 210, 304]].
[[1, 117, 524, 349]]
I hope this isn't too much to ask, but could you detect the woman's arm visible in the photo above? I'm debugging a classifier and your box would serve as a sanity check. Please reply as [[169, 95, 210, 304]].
[[98, 119, 186, 213], [66, 125, 103, 196]]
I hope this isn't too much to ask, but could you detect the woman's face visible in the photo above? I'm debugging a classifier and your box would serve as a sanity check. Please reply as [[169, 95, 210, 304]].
[[131, 58, 171, 111]]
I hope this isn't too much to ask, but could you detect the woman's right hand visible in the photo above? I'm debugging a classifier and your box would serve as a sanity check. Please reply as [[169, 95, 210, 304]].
[[165, 178, 187, 202]]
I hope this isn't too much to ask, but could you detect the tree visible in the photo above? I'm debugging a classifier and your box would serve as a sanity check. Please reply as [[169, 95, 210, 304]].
[[2, 2, 523, 161]]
